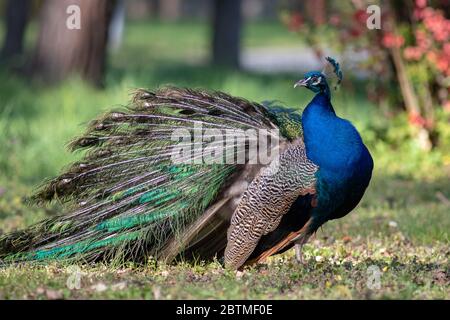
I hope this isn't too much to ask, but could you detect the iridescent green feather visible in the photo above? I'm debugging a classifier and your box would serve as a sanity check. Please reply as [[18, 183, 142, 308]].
[[262, 101, 303, 140], [0, 87, 302, 265]]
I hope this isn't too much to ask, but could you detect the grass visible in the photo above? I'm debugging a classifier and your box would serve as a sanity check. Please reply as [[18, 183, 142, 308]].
[[0, 20, 449, 299]]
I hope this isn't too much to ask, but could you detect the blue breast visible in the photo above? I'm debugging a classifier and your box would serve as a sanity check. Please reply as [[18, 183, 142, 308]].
[[301, 93, 374, 224]]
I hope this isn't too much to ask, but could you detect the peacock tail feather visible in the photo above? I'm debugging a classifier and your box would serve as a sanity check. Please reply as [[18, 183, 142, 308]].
[[0, 87, 303, 265]]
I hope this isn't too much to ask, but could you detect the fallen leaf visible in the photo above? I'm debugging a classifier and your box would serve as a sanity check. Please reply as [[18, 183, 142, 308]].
[[388, 221, 398, 228], [432, 270, 448, 285], [36, 287, 45, 295], [342, 236, 352, 243], [46, 289, 63, 300], [91, 283, 108, 292]]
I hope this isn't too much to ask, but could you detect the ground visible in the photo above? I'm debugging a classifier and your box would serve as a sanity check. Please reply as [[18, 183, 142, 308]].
[[0, 21, 449, 299]]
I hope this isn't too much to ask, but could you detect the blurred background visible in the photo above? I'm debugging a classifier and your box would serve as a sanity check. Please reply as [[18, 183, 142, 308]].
[[0, 1, 449, 249]]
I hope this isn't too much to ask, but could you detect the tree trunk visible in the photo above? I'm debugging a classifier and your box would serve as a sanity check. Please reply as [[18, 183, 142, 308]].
[[32, 0, 115, 87], [108, 0, 125, 52], [390, 46, 432, 151], [212, 0, 242, 68], [0, 0, 30, 62], [160, 0, 181, 21], [389, 45, 420, 116], [383, 0, 433, 150]]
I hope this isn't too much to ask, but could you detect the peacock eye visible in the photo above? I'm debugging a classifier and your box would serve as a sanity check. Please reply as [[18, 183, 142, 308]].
[[311, 76, 321, 85]]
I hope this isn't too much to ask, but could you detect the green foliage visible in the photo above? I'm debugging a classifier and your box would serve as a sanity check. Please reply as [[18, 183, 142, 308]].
[[358, 110, 450, 179]]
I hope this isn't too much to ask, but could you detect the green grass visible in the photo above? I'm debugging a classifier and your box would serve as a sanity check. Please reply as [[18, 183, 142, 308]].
[[0, 20, 449, 299]]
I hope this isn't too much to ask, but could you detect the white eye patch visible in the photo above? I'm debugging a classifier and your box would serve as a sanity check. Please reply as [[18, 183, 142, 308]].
[[311, 77, 322, 86]]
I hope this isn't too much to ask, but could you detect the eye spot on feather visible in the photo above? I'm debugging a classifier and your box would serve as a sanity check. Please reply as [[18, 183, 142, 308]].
[[179, 109, 196, 115], [94, 149, 112, 158], [138, 91, 153, 100], [208, 109, 223, 116], [95, 123, 106, 131], [76, 137, 99, 148], [111, 112, 125, 120]]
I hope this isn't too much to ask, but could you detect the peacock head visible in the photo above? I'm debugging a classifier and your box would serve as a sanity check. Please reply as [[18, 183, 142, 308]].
[[294, 57, 343, 95], [294, 71, 329, 94]]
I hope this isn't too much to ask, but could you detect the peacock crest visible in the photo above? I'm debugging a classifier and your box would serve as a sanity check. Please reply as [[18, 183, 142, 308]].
[[323, 56, 343, 90]]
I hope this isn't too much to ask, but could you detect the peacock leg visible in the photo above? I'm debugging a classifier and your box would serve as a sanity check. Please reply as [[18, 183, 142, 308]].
[[294, 243, 304, 264], [294, 231, 312, 264]]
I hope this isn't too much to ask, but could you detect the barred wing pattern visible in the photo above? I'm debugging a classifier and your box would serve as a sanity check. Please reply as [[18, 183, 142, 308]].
[[225, 143, 318, 269]]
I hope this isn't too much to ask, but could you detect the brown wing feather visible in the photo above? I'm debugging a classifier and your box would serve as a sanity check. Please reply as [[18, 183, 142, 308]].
[[245, 217, 313, 266], [224, 142, 318, 269]]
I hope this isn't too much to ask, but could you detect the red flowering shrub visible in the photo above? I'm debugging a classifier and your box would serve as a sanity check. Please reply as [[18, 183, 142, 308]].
[[382, 33, 405, 48], [404, 3, 450, 77], [401, 0, 450, 122], [279, 0, 450, 147]]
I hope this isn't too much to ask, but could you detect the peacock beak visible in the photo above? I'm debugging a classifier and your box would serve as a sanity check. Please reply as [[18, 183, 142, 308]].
[[294, 78, 310, 88]]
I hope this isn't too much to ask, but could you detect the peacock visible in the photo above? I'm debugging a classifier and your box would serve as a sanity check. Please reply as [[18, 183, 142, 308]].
[[0, 57, 373, 270]]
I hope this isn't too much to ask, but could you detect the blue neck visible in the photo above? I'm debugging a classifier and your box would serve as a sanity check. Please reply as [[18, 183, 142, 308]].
[[301, 91, 366, 178], [321, 85, 331, 100], [301, 91, 374, 225], [305, 92, 334, 116]]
